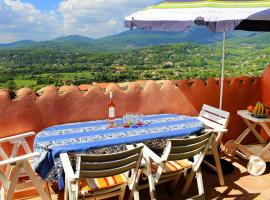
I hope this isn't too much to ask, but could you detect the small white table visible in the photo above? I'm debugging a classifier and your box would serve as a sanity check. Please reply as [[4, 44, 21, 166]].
[[225, 110, 270, 175], [237, 110, 270, 145]]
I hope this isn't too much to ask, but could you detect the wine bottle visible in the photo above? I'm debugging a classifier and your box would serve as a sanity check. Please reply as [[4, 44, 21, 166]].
[[108, 92, 116, 128]]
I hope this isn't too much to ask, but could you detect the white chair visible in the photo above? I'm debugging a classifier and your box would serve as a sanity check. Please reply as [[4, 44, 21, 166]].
[[140, 131, 213, 200], [198, 104, 230, 186], [0, 132, 51, 200], [60, 146, 143, 200]]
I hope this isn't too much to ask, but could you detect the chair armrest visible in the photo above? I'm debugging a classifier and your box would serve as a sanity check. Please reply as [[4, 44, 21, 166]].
[[0, 152, 39, 166], [203, 128, 227, 133], [202, 129, 213, 133], [215, 128, 228, 133], [60, 153, 77, 180], [0, 132, 35, 143], [136, 143, 164, 164], [126, 144, 135, 150]]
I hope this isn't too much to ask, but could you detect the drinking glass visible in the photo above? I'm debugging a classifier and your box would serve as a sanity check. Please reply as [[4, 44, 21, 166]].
[[139, 113, 144, 122]]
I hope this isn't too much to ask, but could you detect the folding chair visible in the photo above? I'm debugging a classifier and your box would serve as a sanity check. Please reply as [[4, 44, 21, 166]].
[[141, 131, 213, 200], [0, 132, 51, 200], [198, 104, 230, 186], [60, 146, 143, 200]]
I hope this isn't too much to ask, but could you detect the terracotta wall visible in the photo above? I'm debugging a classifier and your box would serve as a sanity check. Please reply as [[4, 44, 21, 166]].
[[262, 65, 270, 107], [177, 76, 262, 143], [1, 66, 269, 152], [260, 64, 270, 140]]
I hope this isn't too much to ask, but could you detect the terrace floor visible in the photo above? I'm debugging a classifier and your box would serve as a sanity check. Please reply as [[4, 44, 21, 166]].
[[24, 154, 270, 200]]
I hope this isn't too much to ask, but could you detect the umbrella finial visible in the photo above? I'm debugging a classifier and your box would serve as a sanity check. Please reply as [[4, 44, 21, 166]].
[[131, 17, 136, 30], [194, 16, 206, 26]]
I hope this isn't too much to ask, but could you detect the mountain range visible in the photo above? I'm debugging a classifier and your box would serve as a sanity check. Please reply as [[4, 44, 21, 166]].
[[0, 26, 269, 53]]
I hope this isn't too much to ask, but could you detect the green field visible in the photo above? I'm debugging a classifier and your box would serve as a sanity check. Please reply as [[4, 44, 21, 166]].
[[0, 32, 269, 91]]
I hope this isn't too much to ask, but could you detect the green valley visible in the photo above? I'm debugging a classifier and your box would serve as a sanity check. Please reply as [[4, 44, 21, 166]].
[[0, 28, 269, 90]]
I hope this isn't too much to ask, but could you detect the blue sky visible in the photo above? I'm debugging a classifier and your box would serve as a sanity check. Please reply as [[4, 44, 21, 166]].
[[0, 0, 161, 43], [22, 0, 62, 10], [22, 0, 162, 10]]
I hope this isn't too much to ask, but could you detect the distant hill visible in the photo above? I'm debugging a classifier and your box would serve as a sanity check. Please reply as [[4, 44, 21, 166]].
[[0, 26, 268, 53], [228, 32, 270, 47], [98, 28, 259, 48], [51, 35, 94, 43], [0, 40, 36, 48]]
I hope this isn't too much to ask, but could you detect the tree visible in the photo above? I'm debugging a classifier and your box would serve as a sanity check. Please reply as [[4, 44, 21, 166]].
[[6, 80, 17, 90]]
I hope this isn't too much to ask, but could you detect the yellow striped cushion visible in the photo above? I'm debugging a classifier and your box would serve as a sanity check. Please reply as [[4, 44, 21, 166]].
[[151, 159, 191, 173], [80, 174, 129, 193]]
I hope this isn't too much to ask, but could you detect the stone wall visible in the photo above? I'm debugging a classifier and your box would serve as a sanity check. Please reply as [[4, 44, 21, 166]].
[[1, 66, 269, 150]]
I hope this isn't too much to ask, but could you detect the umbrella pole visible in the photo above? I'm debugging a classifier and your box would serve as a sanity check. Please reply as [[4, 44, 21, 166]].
[[219, 32, 226, 109]]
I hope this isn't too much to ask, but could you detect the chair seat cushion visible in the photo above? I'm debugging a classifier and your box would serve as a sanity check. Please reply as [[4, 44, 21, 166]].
[[151, 159, 191, 173], [80, 174, 129, 194]]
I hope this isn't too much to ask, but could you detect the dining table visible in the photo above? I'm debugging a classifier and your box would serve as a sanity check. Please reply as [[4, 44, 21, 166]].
[[33, 113, 205, 189]]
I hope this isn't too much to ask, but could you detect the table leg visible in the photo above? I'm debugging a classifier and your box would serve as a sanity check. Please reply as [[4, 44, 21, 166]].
[[235, 127, 251, 144], [260, 122, 270, 138], [258, 142, 270, 158], [242, 119, 266, 144], [255, 122, 270, 158]]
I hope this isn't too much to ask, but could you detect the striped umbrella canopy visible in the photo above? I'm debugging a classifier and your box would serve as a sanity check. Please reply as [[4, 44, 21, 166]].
[[125, 0, 270, 109], [125, 0, 270, 32]]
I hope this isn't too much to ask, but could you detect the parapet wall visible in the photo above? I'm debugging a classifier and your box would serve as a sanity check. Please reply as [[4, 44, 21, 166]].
[[260, 65, 270, 140], [1, 66, 270, 148]]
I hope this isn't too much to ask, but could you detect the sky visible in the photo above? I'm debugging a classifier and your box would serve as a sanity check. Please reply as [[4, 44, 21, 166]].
[[0, 0, 161, 43]]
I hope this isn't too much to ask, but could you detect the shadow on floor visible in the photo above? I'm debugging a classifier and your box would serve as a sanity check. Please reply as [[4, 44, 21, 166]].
[[50, 156, 269, 200]]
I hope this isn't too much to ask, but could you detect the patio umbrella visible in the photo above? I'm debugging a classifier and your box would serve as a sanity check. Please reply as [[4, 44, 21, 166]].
[[125, 0, 270, 109]]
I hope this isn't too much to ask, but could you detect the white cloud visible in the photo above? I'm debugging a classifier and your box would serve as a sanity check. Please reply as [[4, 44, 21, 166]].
[[58, 0, 157, 38], [0, 0, 61, 42], [0, 0, 157, 43]]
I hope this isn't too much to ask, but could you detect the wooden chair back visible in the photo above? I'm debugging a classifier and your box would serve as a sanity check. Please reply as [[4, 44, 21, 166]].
[[0, 132, 51, 200], [76, 146, 143, 179], [198, 104, 230, 130], [155, 132, 213, 182], [198, 104, 230, 186], [167, 132, 213, 161], [61, 147, 143, 200], [0, 132, 35, 160]]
